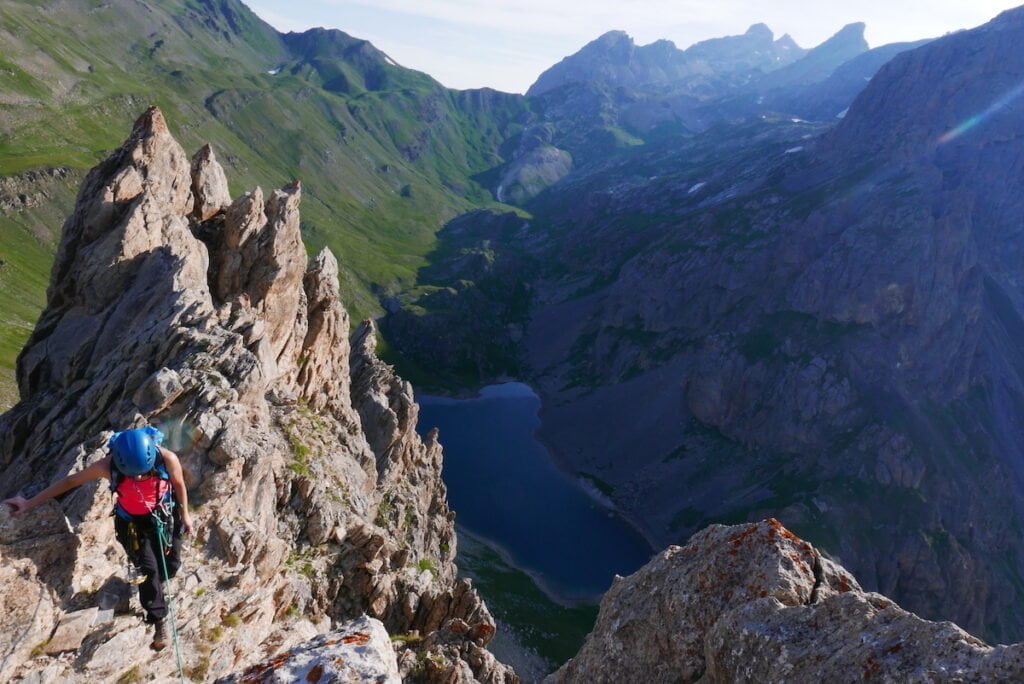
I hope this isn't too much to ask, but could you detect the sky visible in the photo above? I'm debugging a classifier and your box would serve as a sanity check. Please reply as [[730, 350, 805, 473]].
[[247, 1, 1023, 93]]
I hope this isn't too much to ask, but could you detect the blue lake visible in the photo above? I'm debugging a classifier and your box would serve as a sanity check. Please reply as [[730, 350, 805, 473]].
[[416, 382, 653, 602]]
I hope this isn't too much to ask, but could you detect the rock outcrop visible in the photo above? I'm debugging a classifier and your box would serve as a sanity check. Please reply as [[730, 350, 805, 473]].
[[550, 520, 1024, 683], [217, 615, 401, 683], [0, 107, 514, 683]]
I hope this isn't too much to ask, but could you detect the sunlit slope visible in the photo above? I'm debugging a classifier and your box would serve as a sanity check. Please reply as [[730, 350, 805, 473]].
[[0, 0, 527, 404]]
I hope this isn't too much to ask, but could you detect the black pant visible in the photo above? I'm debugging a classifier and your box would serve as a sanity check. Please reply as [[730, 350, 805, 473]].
[[113, 508, 182, 623]]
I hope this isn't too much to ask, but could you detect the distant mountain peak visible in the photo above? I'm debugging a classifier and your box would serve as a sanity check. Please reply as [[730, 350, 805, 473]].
[[528, 23, 807, 97], [592, 30, 633, 47], [748, 21, 869, 90], [822, 22, 868, 49], [989, 5, 1024, 28], [745, 23, 773, 38], [649, 38, 679, 50], [775, 33, 801, 51]]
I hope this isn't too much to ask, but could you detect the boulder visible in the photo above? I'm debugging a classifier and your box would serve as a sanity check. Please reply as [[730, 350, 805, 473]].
[[217, 615, 400, 683], [549, 521, 1024, 683]]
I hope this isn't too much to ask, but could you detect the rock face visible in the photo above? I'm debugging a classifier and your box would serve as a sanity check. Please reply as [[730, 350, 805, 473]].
[[218, 615, 400, 683], [497, 143, 572, 205], [0, 107, 514, 683], [550, 521, 1024, 683]]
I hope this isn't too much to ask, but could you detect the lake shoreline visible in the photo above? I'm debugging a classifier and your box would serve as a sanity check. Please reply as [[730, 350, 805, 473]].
[[420, 380, 661, 556], [454, 524, 605, 607], [416, 381, 653, 601], [531, 425, 665, 554]]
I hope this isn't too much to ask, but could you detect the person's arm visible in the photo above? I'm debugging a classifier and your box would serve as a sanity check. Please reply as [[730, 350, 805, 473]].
[[161, 447, 193, 535], [2, 456, 112, 516]]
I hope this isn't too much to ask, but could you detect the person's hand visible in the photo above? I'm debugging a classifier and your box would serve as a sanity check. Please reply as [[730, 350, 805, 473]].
[[180, 512, 194, 536], [3, 496, 31, 516]]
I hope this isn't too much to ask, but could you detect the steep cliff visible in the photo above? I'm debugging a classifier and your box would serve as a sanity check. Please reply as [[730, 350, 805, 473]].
[[0, 107, 514, 683], [550, 521, 1024, 682]]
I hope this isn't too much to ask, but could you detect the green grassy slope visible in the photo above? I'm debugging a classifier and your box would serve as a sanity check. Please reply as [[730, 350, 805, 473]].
[[0, 0, 529, 406]]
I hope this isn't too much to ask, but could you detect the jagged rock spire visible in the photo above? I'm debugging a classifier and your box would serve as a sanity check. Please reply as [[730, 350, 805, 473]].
[[0, 108, 513, 683], [190, 143, 231, 221]]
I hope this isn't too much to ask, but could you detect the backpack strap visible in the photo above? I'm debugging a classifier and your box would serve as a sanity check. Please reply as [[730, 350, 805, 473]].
[[153, 452, 169, 481]]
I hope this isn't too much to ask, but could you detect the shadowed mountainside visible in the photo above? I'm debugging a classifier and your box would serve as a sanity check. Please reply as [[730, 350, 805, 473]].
[[386, 6, 1024, 644]]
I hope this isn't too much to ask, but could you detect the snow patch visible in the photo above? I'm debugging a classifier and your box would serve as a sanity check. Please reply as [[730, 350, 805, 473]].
[[790, 117, 807, 123], [688, 182, 707, 195], [836, 107, 849, 119], [267, 68, 281, 75], [784, 146, 804, 154]]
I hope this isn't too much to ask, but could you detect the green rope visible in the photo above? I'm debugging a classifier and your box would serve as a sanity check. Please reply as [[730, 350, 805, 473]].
[[154, 512, 186, 684]]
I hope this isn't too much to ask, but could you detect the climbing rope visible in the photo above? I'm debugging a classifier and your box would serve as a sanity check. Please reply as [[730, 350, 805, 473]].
[[154, 507, 185, 684]]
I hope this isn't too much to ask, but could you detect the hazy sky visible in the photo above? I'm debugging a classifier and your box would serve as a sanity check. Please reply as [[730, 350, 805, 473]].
[[248, 1, 1023, 93]]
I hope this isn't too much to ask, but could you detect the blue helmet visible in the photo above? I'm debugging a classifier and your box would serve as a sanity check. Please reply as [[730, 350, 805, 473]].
[[108, 426, 163, 476]]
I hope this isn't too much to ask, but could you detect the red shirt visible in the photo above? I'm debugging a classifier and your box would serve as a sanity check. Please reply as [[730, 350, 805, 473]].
[[115, 475, 170, 515]]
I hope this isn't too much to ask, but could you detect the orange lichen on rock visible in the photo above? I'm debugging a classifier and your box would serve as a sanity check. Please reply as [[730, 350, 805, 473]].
[[863, 655, 881, 678], [470, 623, 497, 642], [767, 518, 804, 543], [727, 526, 760, 546]]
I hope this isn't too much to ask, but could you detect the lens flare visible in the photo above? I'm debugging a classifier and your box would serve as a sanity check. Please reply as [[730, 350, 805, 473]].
[[938, 80, 1024, 144], [157, 417, 203, 453]]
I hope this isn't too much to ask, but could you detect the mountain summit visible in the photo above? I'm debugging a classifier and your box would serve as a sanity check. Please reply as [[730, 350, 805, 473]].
[[753, 21, 869, 89], [527, 24, 805, 97]]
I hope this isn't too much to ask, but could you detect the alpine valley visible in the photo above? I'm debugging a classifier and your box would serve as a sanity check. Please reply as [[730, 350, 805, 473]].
[[3, 0, 1024, 682]]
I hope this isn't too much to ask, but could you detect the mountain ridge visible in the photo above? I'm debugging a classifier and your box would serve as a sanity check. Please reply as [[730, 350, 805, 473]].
[[526, 22, 809, 98], [0, 105, 514, 683]]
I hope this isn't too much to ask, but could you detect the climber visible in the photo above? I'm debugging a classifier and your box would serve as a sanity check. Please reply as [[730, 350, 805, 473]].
[[3, 426, 194, 651]]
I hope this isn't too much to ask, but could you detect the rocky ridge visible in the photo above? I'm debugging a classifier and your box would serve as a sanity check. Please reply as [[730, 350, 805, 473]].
[[549, 520, 1024, 682], [527, 25, 806, 98], [0, 107, 514, 683]]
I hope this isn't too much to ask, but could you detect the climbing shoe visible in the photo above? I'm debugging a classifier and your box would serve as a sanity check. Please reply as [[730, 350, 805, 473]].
[[127, 564, 144, 586], [151, 620, 167, 651]]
